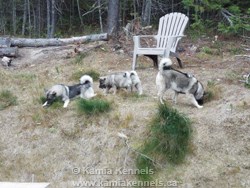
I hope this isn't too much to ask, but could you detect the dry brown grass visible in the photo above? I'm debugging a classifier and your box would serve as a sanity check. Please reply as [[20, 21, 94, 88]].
[[204, 80, 222, 103], [0, 41, 249, 187]]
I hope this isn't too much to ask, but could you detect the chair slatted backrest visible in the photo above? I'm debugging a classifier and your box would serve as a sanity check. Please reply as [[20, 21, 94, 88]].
[[156, 12, 189, 51]]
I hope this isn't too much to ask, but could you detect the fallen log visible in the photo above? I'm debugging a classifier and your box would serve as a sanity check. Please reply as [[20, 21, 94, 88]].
[[0, 37, 11, 48], [0, 47, 18, 57], [10, 33, 108, 47], [74, 42, 105, 54], [66, 41, 106, 58]]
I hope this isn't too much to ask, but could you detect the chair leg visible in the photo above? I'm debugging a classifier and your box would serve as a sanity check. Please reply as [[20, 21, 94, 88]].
[[176, 57, 183, 68], [132, 53, 137, 70], [170, 51, 184, 68]]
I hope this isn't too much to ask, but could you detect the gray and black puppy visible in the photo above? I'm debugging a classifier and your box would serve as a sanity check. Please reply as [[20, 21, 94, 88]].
[[130, 70, 143, 95], [156, 57, 205, 108], [42, 84, 82, 108], [99, 71, 132, 94], [79, 75, 96, 99], [43, 75, 93, 108]]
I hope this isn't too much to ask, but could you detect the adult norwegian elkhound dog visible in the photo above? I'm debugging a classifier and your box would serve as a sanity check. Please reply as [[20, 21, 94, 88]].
[[156, 57, 205, 108]]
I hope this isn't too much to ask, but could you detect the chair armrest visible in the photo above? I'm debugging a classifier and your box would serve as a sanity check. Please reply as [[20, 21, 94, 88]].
[[133, 35, 186, 49]]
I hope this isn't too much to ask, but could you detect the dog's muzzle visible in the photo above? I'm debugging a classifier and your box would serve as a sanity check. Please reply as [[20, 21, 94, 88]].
[[163, 66, 172, 70], [99, 83, 106, 89], [196, 98, 204, 105]]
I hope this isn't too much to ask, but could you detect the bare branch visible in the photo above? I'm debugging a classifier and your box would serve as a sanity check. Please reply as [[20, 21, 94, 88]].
[[117, 133, 163, 168], [81, 1, 106, 17], [235, 55, 250, 58]]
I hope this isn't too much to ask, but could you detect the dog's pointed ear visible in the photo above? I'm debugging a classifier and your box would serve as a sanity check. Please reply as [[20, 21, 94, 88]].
[[124, 72, 129, 77], [44, 88, 48, 93], [99, 77, 106, 81]]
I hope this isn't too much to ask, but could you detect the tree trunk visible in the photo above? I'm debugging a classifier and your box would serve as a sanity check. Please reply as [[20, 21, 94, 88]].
[[51, 0, 56, 38], [12, 0, 17, 35], [98, 0, 103, 33], [33, 4, 36, 36], [46, 0, 51, 38], [37, 0, 41, 37], [76, 0, 83, 27], [133, 0, 136, 20], [22, 0, 27, 36], [142, 0, 151, 26], [107, 0, 120, 36], [10, 33, 108, 47], [27, 0, 31, 37]]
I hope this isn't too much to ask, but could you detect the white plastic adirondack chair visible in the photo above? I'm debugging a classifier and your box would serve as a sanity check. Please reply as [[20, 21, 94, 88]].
[[132, 12, 189, 70]]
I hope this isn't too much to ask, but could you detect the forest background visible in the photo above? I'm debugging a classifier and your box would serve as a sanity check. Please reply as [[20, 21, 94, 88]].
[[0, 0, 249, 38]]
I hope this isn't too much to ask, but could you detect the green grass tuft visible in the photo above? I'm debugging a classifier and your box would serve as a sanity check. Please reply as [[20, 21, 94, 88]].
[[71, 69, 100, 82], [244, 75, 250, 89], [229, 47, 242, 55], [136, 156, 155, 181], [151, 104, 192, 164], [73, 53, 88, 64], [201, 46, 213, 55], [245, 83, 250, 89], [82, 70, 100, 81], [204, 80, 221, 102], [120, 92, 147, 100], [77, 98, 111, 115], [136, 104, 192, 180], [0, 90, 18, 110]]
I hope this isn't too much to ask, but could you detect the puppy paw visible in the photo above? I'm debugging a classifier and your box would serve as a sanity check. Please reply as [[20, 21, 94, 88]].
[[42, 101, 48, 107], [159, 98, 165, 104]]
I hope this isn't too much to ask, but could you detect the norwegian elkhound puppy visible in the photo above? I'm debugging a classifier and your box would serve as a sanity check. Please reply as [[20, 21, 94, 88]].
[[156, 57, 205, 108], [79, 75, 96, 99], [42, 84, 83, 108], [130, 71, 143, 95], [99, 71, 132, 94], [43, 75, 94, 108]]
